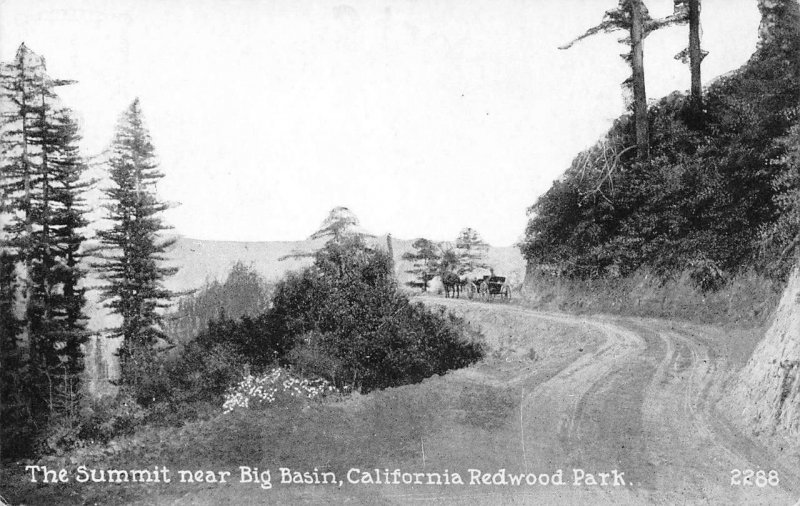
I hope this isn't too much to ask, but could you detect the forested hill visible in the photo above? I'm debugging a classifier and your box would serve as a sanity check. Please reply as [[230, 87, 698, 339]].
[[521, 0, 800, 285]]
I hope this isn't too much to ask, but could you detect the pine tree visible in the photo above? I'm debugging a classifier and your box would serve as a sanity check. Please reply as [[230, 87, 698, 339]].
[[1, 44, 48, 344], [27, 107, 91, 422], [560, 1, 651, 160], [0, 44, 90, 451], [454, 227, 490, 275], [93, 99, 177, 394], [560, 1, 707, 154], [402, 238, 441, 291], [281, 206, 373, 261]]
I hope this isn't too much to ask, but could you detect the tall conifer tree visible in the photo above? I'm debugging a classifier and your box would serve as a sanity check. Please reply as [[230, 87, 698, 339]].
[[455, 227, 490, 275], [0, 44, 90, 453], [93, 99, 176, 394], [27, 105, 91, 421]]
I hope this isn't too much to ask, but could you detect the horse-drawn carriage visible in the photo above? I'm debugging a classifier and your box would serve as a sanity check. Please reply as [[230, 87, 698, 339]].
[[450, 274, 510, 300], [481, 276, 510, 298], [475, 275, 511, 300]]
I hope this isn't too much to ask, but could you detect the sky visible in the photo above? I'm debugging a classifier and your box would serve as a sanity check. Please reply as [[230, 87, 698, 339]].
[[0, 0, 761, 246]]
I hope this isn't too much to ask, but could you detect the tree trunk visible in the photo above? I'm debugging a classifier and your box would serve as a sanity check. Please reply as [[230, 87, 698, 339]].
[[688, 0, 702, 113], [40, 89, 52, 325], [386, 234, 395, 275], [630, 0, 649, 161], [19, 57, 34, 356]]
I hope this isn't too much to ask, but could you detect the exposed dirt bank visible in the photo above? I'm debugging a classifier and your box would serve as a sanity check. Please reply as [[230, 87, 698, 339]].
[[727, 267, 800, 460]]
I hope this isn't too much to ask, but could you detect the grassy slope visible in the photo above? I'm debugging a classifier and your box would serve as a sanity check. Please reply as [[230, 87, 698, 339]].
[[4, 299, 592, 506]]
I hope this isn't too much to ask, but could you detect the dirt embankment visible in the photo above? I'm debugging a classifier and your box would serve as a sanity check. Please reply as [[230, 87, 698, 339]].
[[729, 267, 800, 447]]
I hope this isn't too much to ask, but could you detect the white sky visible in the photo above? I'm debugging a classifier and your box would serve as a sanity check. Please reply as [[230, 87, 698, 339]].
[[0, 0, 760, 246]]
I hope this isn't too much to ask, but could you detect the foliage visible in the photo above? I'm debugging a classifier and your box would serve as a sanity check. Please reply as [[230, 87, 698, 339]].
[[77, 393, 148, 445], [404, 229, 493, 289], [523, 4, 800, 286], [92, 99, 177, 392], [164, 261, 272, 344], [114, 235, 482, 429], [559, 0, 687, 52], [308, 206, 370, 241], [402, 238, 441, 290], [0, 44, 90, 459], [130, 309, 293, 423], [271, 235, 484, 392], [760, 121, 800, 278], [281, 206, 372, 261], [454, 227, 490, 274]]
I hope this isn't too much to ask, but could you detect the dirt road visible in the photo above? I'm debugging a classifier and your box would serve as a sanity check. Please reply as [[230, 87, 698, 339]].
[[117, 297, 799, 506], [421, 297, 800, 505]]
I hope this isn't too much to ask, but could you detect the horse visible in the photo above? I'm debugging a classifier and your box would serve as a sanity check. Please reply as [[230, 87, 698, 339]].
[[442, 272, 462, 298]]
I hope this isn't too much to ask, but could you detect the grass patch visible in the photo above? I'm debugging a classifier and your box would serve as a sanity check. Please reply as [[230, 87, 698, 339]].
[[3, 369, 524, 505], [519, 269, 783, 327]]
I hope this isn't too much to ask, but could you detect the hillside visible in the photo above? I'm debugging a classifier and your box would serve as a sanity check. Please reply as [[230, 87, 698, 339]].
[[520, 0, 800, 282]]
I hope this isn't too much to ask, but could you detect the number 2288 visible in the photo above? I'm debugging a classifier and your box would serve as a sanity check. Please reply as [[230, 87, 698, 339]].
[[730, 469, 779, 487]]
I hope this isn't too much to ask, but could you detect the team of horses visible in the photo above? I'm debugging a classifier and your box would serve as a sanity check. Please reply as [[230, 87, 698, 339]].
[[441, 272, 511, 300]]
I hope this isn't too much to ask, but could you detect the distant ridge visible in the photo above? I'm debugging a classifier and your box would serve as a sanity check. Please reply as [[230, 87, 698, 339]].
[[162, 233, 525, 294]]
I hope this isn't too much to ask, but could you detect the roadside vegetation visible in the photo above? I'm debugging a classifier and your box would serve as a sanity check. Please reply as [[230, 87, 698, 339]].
[[164, 261, 273, 346], [127, 235, 483, 427], [1, 233, 485, 503], [403, 227, 491, 291], [520, 0, 800, 326], [520, 268, 782, 328]]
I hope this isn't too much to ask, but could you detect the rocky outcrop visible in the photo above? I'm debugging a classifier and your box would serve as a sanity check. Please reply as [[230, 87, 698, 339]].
[[733, 266, 800, 440]]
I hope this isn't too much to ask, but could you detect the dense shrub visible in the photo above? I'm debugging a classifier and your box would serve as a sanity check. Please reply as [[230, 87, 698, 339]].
[[129, 314, 293, 424], [268, 236, 484, 392], [75, 393, 147, 446]]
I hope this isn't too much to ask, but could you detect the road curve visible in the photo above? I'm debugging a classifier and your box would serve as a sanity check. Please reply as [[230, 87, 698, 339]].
[[427, 297, 800, 505]]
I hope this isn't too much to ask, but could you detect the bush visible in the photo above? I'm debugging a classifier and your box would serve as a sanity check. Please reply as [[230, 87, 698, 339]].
[[268, 235, 485, 392], [77, 393, 147, 445], [129, 307, 295, 425], [121, 235, 483, 428]]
